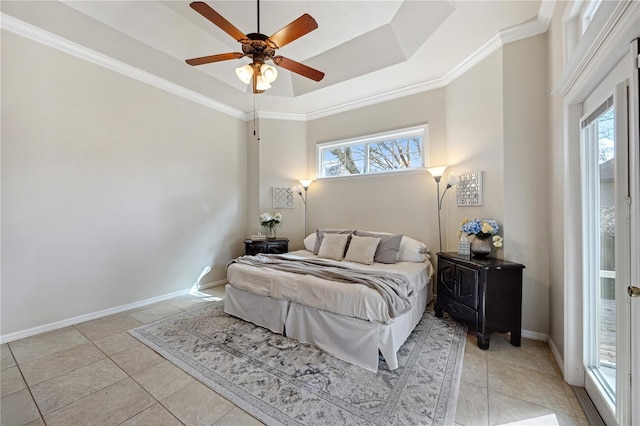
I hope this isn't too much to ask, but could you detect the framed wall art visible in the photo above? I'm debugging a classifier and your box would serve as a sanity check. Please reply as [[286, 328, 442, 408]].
[[456, 171, 483, 206], [272, 187, 294, 209]]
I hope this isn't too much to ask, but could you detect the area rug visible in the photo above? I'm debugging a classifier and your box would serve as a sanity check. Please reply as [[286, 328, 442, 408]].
[[129, 301, 466, 425]]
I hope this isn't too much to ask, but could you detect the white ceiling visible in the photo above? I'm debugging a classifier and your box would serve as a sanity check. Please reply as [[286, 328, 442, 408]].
[[1, 1, 546, 118]]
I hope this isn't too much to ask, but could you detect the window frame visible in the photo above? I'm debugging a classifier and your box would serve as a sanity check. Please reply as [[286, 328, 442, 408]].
[[316, 124, 428, 179]]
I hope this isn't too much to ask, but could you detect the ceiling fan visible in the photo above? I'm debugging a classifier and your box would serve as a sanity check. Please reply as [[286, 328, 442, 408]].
[[185, 1, 325, 94]]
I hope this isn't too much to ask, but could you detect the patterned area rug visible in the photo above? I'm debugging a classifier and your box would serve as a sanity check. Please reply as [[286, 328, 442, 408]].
[[130, 301, 466, 425]]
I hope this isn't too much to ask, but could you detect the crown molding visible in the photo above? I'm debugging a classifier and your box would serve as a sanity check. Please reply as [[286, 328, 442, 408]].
[[249, 110, 308, 121], [305, 77, 446, 121], [0, 13, 248, 121], [306, 2, 553, 121], [2, 3, 553, 123]]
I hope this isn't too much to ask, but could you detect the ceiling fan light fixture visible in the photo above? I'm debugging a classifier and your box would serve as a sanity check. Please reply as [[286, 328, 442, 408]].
[[235, 64, 253, 84], [255, 75, 271, 91], [260, 64, 278, 83], [186, 1, 324, 94]]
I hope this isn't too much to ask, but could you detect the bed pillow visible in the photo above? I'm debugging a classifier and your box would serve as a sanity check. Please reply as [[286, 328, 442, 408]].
[[303, 233, 316, 252], [398, 236, 429, 262], [344, 235, 381, 265], [354, 230, 403, 264], [317, 233, 350, 261], [314, 229, 354, 254]]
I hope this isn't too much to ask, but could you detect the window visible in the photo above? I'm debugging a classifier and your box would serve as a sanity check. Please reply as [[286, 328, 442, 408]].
[[581, 96, 616, 401], [580, 0, 602, 35], [317, 125, 426, 178]]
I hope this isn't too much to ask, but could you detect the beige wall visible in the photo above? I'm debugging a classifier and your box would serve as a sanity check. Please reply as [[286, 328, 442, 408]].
[[249, 119, 308, 250], [1, 31, 248, 336], [445, 38, 550, 335], [444, 50, 505, 252], [502, 34, 550, 334], [546, 1, 568, 361]]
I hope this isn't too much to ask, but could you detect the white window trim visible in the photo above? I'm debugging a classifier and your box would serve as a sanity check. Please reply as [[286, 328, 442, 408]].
[[316, 124, 428, 179]]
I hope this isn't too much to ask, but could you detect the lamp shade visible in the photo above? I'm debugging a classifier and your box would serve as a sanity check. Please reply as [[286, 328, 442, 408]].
[[256, 75, 271, 91], [427, 166, 447, 180], [235, 64, 253, 84], [260, 64, 278, 83], [447, 173, 460, 186], [299, 179, 313, 189], [291, 185, 303, 196]]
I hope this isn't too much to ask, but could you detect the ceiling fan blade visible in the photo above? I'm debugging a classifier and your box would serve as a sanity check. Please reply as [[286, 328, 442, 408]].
[[190, 2, 247, 42], [268, 14, 318, 49], [185, 52, 244, 66], [273, 56, 324, 82]]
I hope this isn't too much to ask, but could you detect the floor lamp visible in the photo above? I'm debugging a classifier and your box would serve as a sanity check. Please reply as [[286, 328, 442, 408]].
[[427, 167, 459, 252], [293, 179, 313, 237]]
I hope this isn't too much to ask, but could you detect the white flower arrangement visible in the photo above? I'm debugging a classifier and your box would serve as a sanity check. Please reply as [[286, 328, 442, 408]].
[[260, 212, 282, 229]]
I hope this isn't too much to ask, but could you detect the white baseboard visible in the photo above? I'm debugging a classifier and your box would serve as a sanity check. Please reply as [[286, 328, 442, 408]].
[[0, 288, 193, 344], [197, 279, 228, 290], [547, 336, 565, 374], [521, 329, 548, 342]]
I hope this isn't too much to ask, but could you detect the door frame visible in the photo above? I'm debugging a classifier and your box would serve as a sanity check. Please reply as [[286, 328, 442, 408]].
[[557, 3, 639, 425], [580, 77, 631, 426], [628, 38, 640, 426]]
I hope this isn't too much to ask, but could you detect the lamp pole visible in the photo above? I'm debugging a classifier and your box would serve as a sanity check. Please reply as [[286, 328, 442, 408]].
[[434, 177, 443, 253], [301, 187, 309, 237], [427, 167, 457, 253], [297, 180, 313, 237]]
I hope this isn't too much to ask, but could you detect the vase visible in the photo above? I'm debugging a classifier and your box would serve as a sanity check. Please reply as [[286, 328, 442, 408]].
[[265, 226, 276, 239], [470, 236, 492, 258]]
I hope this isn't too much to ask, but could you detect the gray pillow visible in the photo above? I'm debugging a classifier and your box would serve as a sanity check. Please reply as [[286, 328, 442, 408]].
[[314, 229, 354, 254], [354, 230, 403, 264]]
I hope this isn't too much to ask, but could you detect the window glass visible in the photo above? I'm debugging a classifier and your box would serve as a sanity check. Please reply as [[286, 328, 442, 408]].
[[318, 126, 426, 178], [580, 0, 602, 34]]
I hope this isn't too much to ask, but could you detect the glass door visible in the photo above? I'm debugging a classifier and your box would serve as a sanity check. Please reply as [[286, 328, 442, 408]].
[[581, 80, 632, 424]]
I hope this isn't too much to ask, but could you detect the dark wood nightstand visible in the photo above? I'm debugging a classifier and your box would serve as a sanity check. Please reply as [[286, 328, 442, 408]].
[[434, 252, 525, 350], [244, 238, 289, 255]]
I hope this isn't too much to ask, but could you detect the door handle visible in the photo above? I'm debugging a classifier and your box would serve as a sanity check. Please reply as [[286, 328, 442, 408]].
[[628, 286, 640, 298]]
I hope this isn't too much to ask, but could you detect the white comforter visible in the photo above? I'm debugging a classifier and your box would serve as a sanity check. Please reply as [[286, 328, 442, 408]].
[[226, 250, 433, 324]]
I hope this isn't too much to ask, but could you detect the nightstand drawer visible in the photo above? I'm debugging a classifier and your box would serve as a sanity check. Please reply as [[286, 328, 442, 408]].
[[244, 238, 289, 255], [438, 295, 477, 329]]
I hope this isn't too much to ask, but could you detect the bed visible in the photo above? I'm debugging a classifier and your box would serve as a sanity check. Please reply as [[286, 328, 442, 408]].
[[224, 229, 434, 372]]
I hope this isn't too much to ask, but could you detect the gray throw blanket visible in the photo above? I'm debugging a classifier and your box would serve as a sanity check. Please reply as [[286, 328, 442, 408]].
[[228, 254, 413, 318]]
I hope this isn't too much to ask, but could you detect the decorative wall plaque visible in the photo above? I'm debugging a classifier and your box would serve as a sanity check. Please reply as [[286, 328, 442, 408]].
[[272, 187, 294, 209], [456, 171, 483, 206]]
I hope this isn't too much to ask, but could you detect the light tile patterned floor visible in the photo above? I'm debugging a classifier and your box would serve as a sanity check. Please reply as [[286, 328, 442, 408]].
[[1, 288, 587, 425]]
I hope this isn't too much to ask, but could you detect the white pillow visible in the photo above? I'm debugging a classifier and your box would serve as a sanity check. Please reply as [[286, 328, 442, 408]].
[[344, 235, 381, 265], [303, 233, 316, 252], [398, 236, 429, 262], [317, 233, 350, 261]]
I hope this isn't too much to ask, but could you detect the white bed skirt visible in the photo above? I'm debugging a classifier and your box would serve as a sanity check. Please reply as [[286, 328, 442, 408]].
[[223, 282, 432, 372]]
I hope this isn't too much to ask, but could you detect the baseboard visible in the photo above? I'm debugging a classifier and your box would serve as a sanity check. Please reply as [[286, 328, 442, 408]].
[[0, 288, 192, 344], [547, 336, 565, 374], [197, 279, 228, 290], [521, 329, 548, 341]]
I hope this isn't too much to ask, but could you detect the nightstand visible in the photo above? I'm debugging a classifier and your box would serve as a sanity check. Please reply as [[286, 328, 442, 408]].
[[434, 252, 525, 350], [244, 238, 289, 255]]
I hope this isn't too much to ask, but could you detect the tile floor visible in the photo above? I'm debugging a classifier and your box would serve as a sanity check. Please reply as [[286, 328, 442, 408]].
[[1, 287, 587, 426]]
